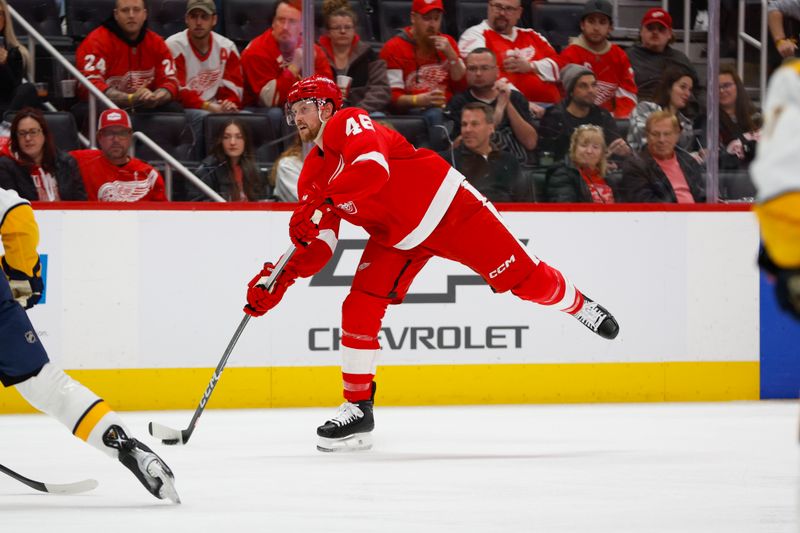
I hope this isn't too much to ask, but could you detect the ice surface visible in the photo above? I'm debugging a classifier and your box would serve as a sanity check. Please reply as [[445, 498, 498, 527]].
[[1, 402, 798, 532]]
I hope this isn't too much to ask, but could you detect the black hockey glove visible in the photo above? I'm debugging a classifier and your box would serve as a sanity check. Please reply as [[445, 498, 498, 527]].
[[758, 246, 800, 320], [2, 257, 44, 309]]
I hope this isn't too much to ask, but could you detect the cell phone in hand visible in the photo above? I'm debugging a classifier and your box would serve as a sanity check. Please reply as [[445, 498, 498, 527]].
[[0, 36, 6, 49]]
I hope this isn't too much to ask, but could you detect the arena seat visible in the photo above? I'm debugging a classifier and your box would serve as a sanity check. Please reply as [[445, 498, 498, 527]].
[[147, 0, 186, 39], [223, 0, 278, 48], [65, 0, 114, 41], [379, 115, 433, 149], [530, 3, 583, 52], [131, 113, 196, 163], [4, 111, 82, 152], [454, 1, 487, 38], [203, 113, 281, 164], [8, 0, 63, 38]]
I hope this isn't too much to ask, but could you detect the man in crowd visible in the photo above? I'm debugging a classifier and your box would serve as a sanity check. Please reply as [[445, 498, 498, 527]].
[[620, 110, 705, 203], [75, 0, 181, 119], [445, 102, 522, 202], [559, 0, 638, 118], [768, 0, 800, 58], [538, 64, 630, 162], [458, 0, 561, 105], [71, 109, 167, 202], [379, 0, 464, 146], [240, 0, 332, 109], [447, 48, 537, 164], [166, 0, 244, 154], [626, 8, 698, 102]]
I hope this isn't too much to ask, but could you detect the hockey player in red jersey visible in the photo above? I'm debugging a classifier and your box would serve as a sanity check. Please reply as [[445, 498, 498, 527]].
[[244, 75, 620, 453]]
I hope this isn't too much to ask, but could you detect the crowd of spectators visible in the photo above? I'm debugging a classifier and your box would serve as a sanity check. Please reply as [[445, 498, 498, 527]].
[[0, 0, 767, 204]]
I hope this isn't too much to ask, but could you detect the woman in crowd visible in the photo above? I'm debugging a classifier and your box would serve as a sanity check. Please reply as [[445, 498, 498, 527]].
[[0, 107, 85, 200], [190, 118, 268, 201], [318, 0, 390, 114], [269, 133, 302, 202], [717, 65, 761, 171], [545, 125, 620, 203], [0, 0, 40, 116], [627, 65, 699, 157]]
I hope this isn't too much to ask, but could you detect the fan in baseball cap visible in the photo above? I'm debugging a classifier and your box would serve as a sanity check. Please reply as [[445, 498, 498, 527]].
[[581, 0, 613, 21], [641, 7, 672, 29], [185, 0, 216, 15], [412, 0, 444, 15], [98, 109, 132, 132]]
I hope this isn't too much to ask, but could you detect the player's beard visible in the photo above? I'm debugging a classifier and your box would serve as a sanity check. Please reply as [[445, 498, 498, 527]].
[[297, 122, 321, 143]]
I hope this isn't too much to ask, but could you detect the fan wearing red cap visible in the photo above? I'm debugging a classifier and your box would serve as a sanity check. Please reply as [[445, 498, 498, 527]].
[[245, 73, 620, 453], [70, 109, 167, 202], [625, 7, 698, 102], [378, 0, 464, 112]]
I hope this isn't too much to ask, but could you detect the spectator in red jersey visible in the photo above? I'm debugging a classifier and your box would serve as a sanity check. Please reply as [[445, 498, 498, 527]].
[[545, 124, 621, 203], [458, 0, 561, 106], [559, 0, 638, 119], [379, 0, 464, 147], [166, 0, 244, 157], [71, 109, 167, 202], [74, 0, 182, 130], [0, 108, 86, 201], [240, 1, 332, 107]]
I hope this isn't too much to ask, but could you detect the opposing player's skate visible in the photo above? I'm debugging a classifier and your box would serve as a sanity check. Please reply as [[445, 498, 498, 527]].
[[573, 296, 619, 340], [317, 383, 375, 452], [103, 425, 181, 503]]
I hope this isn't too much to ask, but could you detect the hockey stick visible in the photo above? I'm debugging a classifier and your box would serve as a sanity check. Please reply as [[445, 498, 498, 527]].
[[149, 244, 297, 446], [0, 462, 98, 494]]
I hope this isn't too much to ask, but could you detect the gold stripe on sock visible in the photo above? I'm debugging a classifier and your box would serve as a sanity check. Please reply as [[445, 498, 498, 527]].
[[73, 400, 112, 441]]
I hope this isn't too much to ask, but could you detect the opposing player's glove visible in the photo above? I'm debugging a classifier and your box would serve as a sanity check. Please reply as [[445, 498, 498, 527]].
[[2, 257, 43, 310], [759, 247, 800, 320], [244, 261, 295, 317], [289, 196, 333, 248]]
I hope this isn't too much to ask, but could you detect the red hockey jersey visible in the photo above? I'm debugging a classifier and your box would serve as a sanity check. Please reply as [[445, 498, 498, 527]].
[[297, 107, 463, 250], [166, 30, 244, 109], [71, 150, 167, 202], [379, 28, 463, 103], [559, 41, 638, 118], [76, 25, 179, 100], [240, 29, 333, 107], [458, 21, 560, 103]]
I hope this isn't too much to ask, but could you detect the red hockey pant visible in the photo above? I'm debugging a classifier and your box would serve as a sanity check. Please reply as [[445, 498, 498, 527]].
[[338, 182, 583, 401]]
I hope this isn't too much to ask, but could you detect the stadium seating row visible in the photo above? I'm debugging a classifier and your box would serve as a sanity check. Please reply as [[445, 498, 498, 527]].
[[9, 0, 584, 53]]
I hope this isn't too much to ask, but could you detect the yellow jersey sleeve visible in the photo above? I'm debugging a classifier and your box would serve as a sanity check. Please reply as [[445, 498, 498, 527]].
[[0, 188, 40, 276]]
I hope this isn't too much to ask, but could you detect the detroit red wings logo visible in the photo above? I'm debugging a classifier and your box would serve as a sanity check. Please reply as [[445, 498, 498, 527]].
[[187, 70, 223, 93], [405, 62, 449, 91], [97, 170, 159, 202], [337, 201, 357, 215]]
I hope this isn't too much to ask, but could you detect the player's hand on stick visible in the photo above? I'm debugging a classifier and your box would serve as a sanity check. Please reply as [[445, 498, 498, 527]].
[[244, 261, 294, 317], [2, 257, 43, 309], [289, 196, 332, 247]]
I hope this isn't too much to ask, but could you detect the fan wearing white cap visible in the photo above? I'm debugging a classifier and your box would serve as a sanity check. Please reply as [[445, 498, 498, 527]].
[[70, 109, 167, 202]]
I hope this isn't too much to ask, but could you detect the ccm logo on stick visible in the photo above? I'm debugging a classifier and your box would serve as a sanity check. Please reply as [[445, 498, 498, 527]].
[[489, 255, 515, 279]]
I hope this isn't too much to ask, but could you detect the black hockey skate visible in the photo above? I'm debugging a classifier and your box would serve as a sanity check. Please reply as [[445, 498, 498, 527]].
[[102, 425, 180, 503], [317, 382, 375, 452], [573, 296, 619, 340]]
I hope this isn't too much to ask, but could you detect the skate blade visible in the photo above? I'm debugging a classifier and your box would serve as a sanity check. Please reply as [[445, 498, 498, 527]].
[[147, 461, 181, 504], [317, 432, 373, 453]]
